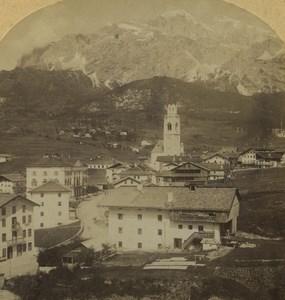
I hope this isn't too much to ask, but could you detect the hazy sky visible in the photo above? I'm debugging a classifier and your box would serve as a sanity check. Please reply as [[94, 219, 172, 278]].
[[0, 0, 276, 71]]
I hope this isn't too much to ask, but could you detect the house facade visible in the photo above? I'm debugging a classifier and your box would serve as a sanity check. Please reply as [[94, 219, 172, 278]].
[[99, 187, 240, 251], [0, 174, 26, 194], [26, 157, 87, 198], [0, 195, 38, 261], [155, 162, 210, 187], [202, 154, 230, 165], [28, 181, 71, 229]]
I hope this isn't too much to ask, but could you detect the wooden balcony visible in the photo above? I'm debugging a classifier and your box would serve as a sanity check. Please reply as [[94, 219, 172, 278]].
[[171, 211, 228, 223], [7, 237, 26, 247]]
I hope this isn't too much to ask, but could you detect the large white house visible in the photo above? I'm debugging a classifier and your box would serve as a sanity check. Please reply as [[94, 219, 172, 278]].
[[28, 181, 71, 229], [0, 194, 38, 261], [26, 156, 87, 198], [150, 104, 184, 171], [99, 186, 240, 251]]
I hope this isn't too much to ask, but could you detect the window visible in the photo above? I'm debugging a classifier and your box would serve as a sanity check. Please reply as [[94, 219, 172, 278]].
[[138, 243, 142, 249], [138, 228, 142, 235], [167, 122, 172, 131], [28, 229, 32, 237], [2, 233, 6, 242], [158, 244, 162, 249], [40, 212, 44, 217], [40, 193, 44, 198], [118, 213, 123, 220], [43, 171, 47, 176], [32, 171, 36, 176], [54, 171, 58, 176], [58, 223, 62, 226], [22, 216, 26, 224], [58, 202, 62, 206], [28, 215, 32, 223], [158, 229, 162, 236], [23, 244, 26, 252], [1, 207, 5, 216], [31, 179, 37, 187], [12, 206, 16, 214], [1, 219, 6, 227], [22, 205, 26, 213], [188, 225, 193, 230], [58, 193, 61, 197], [23, 230, 26, 238], [137, 214, 142, 220], [118, 241, 122, 248], [2, 248, 6, 257], [41, 202, 44, 206], [118, 227, 123, 233], [157, 215, 162, 221], [28, 242, 32, 251], [40, 223, 44, 228], [198, 225, 204, 232], [178, 224, 183, 229], [58, 212, 62, 216]]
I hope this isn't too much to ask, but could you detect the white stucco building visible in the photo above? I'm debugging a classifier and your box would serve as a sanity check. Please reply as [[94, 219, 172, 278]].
[[0, 194, 38, 260], [26, 157, 87, 198], [28, 181, 71, 229], [100, 186, 240, 251]]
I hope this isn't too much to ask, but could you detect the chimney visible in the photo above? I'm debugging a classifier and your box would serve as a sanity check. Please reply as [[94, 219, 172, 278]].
[[167, 192, 174, 203]]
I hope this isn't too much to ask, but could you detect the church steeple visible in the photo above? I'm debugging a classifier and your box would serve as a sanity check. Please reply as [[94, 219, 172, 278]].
[[163, 104, 183, 156]]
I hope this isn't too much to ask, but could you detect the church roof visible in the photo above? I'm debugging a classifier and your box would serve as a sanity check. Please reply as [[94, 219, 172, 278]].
[[151, 140, 164, 154]]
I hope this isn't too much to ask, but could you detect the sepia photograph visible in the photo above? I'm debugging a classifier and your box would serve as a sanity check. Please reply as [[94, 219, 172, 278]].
[[0, 0, 285, 299]]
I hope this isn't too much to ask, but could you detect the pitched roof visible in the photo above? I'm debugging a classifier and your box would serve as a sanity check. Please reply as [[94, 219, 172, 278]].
[[99, 187, 238, 212], [27, 158, 85, 168], [0, 174, 25, 182], [29, 181, 70, 193], [256, 151, 284, 160], [203, 153, 229, 161], [121, 166, 152, 176], [114, 177, 142, 185], [0, 194, 39, 208], [151, 140, 164, 154], [198, 163, 226, 172]]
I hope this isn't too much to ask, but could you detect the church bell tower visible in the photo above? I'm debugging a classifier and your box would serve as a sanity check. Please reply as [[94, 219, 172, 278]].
[[163, 104, 183, 156]]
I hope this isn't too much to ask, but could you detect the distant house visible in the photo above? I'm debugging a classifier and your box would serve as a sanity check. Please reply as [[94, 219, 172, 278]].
[[26, 157, 87, 198], [141, 140, 153, 147], [106, 163, 129, 183], [87, 158, 116, 170], [28, 181, 71, 229], [99, 186, 240, 251], [237, 148, 283, 168], [0, 194, 39, 260], [155, 155, 189, 172], [0, 154, 12, 163], [119, 165, 153, 183], [0, 174, 26, 194], [156, 162, 210, 187], [237, 148, 257, 167], [113, 177, 142, 188], [155, 162, 226, 187], [202, 153, 230, 165]]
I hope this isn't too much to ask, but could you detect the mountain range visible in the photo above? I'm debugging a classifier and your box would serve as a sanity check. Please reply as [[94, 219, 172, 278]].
[[18, 10, 285, 96]]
